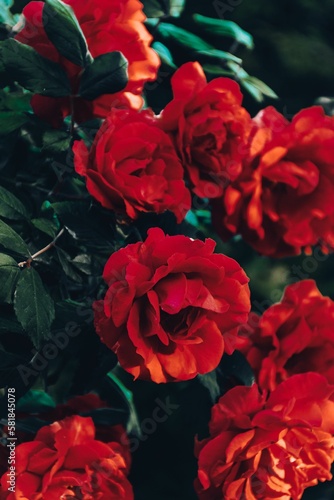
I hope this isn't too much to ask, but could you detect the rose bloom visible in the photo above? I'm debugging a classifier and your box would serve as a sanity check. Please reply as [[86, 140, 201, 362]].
[[21, 394, 129, 457], [236, 280, 334, 391], [195, 373, 334, 500], [73, 108, 191, 221], [159, 62, 252, 199], [0, 415, 133, 499], [94, 227, 250, 383], [15, 0, 160, 126], [212, 106, 334, 257]]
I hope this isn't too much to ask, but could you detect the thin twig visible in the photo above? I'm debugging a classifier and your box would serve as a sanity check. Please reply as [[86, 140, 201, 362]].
[[18, 228, 65, 268]]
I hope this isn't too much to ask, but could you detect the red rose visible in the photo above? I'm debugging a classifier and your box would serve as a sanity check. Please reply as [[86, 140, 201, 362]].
[[15, 0, 160, 126], [195, 373, 334, 500], [1, 415, 133, 499], [73, 108, 191, 221], [159, 62, 252, 198], [212, 106, 334, 257], [236, 280, 334, 391], [41, 394, 131, 463], [93, 227, 250, 383]]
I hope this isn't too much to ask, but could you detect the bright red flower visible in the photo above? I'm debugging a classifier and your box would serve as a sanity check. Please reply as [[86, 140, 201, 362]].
[[159, 62, 252, 199], [195, 373, 334, 500], [0, 415, 133, 499], [15, 0, 160, 126], [212, 106, 334, 257], [73, 108, 191, 221], [236, 280, 334, 391], [93, 227, 250, 383]]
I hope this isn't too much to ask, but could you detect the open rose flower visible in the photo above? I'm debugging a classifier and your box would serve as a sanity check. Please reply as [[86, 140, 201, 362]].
[[73, 108, 191, 221], [1, 415, 133, 499], [15, 0, 160, 126], [93, 227, 250, 383], [20, 394, 129, 456], [212, 106, 334, 257], [236, 280, 334, 391], [159, 62, 252, 198], [195, 373, 334, 500]]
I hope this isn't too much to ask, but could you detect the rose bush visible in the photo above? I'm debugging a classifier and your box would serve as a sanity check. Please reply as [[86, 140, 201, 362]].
[[212, 106, 334, 257], [15, 0, 160, 126], [0, 415, 133, 499], [236, 280, 334, 391], [159, 62, 252, 199], [195, 373, 334, 500], [73, 108, 191, 221], [94, 227, 250, 383]]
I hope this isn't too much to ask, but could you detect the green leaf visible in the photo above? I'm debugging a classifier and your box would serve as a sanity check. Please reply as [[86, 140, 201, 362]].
[[0, 186, 29, 220], [197, 49, 241, 64], [14, 267, 55, 348], [157, 23, 213, 51], [57, 248, 83, 283], [143, 0, 165, 17], [0, 253, 20, 303], [152, 42, 176, 69], [193, 14, 254, 49], [197, 372, 220, 403], [202, 64, 234, 76], [226, 60, 249, 79], [0, 39, 71, 97], [42, 130, 71, 154], [143, 0, 185, 18], [0, 88, 32, 112], [31, 218, 58, 238], [0, 316, 23, 335], [169, 0, 186, 17], [79, 52, 128, 101], [223, 61, 278, 101], [154, 23, 242, 64], [107, 372, 141, 436], [240, 79, 264, 102], [72, 254, 91, 274], [242, 76, 278, 99], [0, 219, 30, 256], [0, 0, 18, 25], [0, 111, 29, 135], [17, 390, 56, 412], [43, 0, 92, 68]]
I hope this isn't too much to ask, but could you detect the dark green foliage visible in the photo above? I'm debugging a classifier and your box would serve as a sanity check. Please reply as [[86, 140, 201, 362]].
[[43, 0, 92, 67], [79, 52, 128, 100]]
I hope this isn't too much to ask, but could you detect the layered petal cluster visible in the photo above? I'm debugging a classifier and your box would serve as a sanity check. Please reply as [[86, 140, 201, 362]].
[[236, 280, 334, 391], [0, 415, 133, 499], [195, 373, 334, 500], [94, 227, 250, 383], [15, 0, 160, 126], [73, 109, 191, 221], [25, 394, 128, 456], [212, 106, 334, 257], [160, 62, 252, 198]]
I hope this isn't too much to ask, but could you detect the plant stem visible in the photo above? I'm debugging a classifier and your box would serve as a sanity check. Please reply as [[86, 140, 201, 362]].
[[18, 228, 65, 268]]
